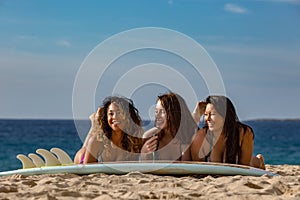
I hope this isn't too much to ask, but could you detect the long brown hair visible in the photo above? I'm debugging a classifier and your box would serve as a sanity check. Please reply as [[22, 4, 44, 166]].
[[156, 92, 197, 144], [205, 95, 254, 163]]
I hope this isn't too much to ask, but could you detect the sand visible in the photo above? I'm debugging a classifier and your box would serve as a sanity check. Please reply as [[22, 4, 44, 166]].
[[0, 164, 299, 200]]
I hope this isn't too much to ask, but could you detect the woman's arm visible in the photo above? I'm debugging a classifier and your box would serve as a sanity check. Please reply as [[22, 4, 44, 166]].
[[181, 145, 192, 161], [74, 108, 103, 164], [140, 127, 160, 160], [74, 146, 86, 164], [190, 129, 206, 162], [192, 101, 206, 125], [83, 135, 103, 164], [239, 126, 254, 166], [140, 136, 159, 160]]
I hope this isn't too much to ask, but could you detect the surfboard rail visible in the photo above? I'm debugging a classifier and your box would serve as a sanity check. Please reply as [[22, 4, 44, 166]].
[[0, 161, 278, 177], [0, 148, 278, 177]]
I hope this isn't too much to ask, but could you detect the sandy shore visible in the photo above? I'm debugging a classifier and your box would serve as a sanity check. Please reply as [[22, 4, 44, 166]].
[[0, 164, 299, 200]]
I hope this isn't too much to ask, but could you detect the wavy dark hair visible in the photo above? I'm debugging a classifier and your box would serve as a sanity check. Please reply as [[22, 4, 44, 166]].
[[156, 92, 197, 144], [98, 96, 143, 153], [205, 95, 254, 163]]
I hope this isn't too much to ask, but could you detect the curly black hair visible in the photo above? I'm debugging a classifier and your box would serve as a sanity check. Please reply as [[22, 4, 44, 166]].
[[98, 96, 144, 153]]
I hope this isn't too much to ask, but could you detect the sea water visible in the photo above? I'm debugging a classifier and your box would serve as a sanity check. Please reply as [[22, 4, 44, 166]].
[[0, 119, 299, 171]]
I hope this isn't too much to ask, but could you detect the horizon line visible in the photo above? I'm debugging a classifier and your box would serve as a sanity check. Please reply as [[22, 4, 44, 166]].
[[0, 117, 300, 121]]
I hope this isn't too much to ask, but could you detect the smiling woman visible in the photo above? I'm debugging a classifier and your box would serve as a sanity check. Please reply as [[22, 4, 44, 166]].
[[190, 95, 265, 169], [140, 92, 198, 161], [74, 96, 144, 164]]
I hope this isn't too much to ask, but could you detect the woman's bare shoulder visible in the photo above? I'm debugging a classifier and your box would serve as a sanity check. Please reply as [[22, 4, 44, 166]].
[[239, 123, 254, 140], [143, 127, 160, 139]]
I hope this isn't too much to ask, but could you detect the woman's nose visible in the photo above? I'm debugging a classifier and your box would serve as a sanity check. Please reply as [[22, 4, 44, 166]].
[[205, 114, 211, 121], [155, 111, 160, 118]]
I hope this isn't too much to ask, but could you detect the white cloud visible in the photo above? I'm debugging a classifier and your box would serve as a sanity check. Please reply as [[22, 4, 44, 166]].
[[56, 39, 71, 47], [224, 3, 248, 14]]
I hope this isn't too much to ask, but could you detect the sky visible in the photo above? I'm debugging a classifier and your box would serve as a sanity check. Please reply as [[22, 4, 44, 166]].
[[0, 0, 300, 121]]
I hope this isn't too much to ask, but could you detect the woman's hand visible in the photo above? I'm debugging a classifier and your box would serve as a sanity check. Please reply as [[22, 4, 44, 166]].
[[89, 107, 102, 132], [192, 101, 207, 124], [73, 147, 86, 164], [141, 135, 159, 154]]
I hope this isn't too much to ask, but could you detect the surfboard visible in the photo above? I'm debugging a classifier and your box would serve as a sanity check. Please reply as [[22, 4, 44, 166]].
[[0, 148, 277, 177], [0, 161, 277, 177]]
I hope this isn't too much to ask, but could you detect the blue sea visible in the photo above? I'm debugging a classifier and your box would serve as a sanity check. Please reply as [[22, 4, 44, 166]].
[[0, 119, 299, 172]]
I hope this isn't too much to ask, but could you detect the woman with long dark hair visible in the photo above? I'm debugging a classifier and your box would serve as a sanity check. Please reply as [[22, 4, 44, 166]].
[[141, 92, 198, 161], [190, 95, 265, 169]]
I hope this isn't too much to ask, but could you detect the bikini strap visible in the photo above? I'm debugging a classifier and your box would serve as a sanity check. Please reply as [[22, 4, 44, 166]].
[[205, 132, 214, 162]]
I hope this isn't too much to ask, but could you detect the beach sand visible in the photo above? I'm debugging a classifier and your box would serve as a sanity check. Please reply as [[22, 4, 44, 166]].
[[0, 164, 299, 200]]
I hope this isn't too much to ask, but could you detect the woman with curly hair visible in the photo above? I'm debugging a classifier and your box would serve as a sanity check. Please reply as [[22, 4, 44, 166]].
[[74, 96, 144, 163], [140, 92, 198, 161], [190, 95, 265, 169]]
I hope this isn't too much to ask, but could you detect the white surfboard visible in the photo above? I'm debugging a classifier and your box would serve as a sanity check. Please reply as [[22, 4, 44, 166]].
[[0, 162, 277, 177], [0, 148, 278, 177]]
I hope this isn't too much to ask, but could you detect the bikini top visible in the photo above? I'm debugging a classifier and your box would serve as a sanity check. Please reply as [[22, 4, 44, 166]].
[[203, 132, 239, 164], [204, 132, 214, 162]]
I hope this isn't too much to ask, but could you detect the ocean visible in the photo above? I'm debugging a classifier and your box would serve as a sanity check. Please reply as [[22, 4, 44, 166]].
[[0, 119, 299, 172]]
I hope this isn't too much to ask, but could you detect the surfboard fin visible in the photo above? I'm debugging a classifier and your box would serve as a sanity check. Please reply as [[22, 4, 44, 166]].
[[16, 148, 74, 169], [36, 149, 61, 166], [50, 148, 73, 165], [16, 154, 36, 169], [28, 153, 45, 167]]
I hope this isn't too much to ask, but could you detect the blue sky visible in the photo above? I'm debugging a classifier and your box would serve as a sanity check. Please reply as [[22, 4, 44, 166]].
[[0, 0, 299, 120]]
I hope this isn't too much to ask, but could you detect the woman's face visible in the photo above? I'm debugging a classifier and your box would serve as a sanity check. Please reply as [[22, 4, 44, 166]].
[[107, 102, 125, 133], [204, 103, 225, 133], [155, 100, 167, 129]]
